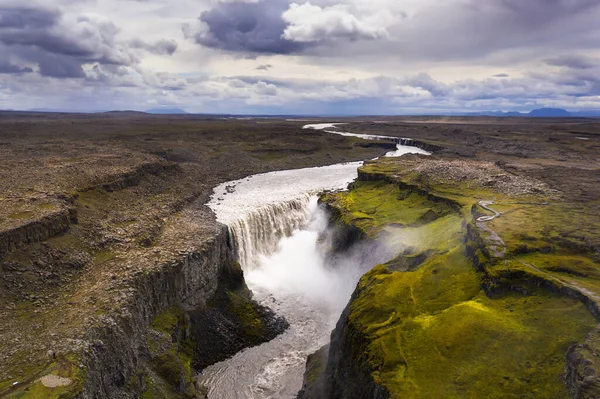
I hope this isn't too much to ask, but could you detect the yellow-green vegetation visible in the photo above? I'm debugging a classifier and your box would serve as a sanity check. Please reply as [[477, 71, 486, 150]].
[[209, 260, 266, 338], [92, 250, 117, 265], [4, 355, 84, 399], [326, 158, 599, 398], [145, 306, 196, 399], [304, 346, 328, 384], [151, 306, 186, 335], [482, 200, 600, 306], [8, 211, 36, 220], [321, 180, 456, 238], [225, 290, 264, 338]]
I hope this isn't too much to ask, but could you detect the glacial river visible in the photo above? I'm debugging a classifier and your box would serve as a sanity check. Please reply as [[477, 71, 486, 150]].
[[199, 125, 429, 398]]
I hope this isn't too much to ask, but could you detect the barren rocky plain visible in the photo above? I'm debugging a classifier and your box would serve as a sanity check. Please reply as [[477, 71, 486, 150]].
[[0, 112, 599, 398]]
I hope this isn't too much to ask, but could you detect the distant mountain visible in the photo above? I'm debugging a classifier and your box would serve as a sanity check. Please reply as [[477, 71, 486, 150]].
[[103, 110, 149, 116], [146, 108, 188, 114], [464, 108, 600, 118], [28, 108, 89, 113], [527, 108, 571, 117], [570, 110, 600, 118]]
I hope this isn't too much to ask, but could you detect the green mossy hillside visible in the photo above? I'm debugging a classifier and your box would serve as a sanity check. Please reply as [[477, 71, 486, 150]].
[[143, 306, 197, 399], [4, 355, 85, 399], [351, 249, 595, 398], [324, 157, 599, 398], [321, 180, 457, 239]]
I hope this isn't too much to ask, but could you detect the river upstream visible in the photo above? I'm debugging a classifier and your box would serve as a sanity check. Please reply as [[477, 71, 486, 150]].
[[199, 125, 429, 398]]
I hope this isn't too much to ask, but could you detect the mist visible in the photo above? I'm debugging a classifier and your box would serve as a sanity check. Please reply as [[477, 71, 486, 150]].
[[246, 196, 394, 316]]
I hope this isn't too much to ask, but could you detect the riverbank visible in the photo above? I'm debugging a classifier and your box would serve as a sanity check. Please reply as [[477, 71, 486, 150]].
[[300, 155, 600, 398], [1, 114, 599, 398], [0, 115, 387, 398]]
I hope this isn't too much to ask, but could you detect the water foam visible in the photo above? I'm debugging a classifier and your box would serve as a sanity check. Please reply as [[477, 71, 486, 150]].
[[202, 128, 431, 398], [303, 123, 431, 157]]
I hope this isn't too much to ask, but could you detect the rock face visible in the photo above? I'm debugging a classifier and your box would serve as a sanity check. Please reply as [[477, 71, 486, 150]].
[[300, 156, 600, 399], [80, 224, 227, 397], [302, 301, 390, 399], [565, 328, 600, 399], [78, 226, 287, 398], [0, 207, 77, 258], [190, 260, 288, 371]]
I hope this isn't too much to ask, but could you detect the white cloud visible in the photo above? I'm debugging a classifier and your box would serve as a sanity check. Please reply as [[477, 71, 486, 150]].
[[1, 0, 600, 113], [254, 80, 278, 95], [281, 2, 388, 43]]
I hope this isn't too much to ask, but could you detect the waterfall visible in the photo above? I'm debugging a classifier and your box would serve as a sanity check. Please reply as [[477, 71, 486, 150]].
[[202, 137, 432, 398], [228, 194, 313, 269], [208, 162, 364, 270]]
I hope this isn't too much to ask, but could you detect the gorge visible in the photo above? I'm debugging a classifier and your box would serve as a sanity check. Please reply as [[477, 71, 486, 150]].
[[199, 139, 429, 397], [1, 115, 600, 399]]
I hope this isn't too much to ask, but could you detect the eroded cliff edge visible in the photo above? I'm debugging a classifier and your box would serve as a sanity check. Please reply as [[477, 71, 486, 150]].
[[0, 182, 288, 399], [0, 117, 389, 399], [300, 155, 600, 399]]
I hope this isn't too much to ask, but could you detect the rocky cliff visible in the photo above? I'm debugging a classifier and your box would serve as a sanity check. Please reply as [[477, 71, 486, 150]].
[[299, 155, 600, 399], [79, 224, 286, 398]]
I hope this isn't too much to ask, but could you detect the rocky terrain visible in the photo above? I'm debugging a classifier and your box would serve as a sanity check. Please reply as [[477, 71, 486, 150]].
[[1, 112, 599, 398], [0, 112, 386, 398], [298, 119, 600, 398]]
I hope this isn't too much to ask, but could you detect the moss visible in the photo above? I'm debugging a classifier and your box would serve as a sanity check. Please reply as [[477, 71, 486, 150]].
[[206, 289, 266, 339], [8, 211, 36, 220], [140, 374, 177, 399], [521, 253, 600, 279], [327, 158, 599, 398], [349, 236, 595, 398], [152, 353, 186, 389], [147, 306, 197, 398], [305, 347, 328, 384], [92, 250, 117, 265], [6, 355, 85, 399], [151, 306, 185, 336], [207, 260, 266, 337], [321, 180, 455, 238]]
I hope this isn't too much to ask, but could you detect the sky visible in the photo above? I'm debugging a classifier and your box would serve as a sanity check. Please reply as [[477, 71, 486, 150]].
[[1, 0, 600, 115]]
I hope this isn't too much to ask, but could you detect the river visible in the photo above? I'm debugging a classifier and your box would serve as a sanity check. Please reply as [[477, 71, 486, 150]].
[[199, 126, 429, 398]]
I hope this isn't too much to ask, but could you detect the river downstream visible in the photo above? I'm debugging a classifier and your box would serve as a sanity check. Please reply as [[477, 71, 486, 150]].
[[199, 128, 429, 398]]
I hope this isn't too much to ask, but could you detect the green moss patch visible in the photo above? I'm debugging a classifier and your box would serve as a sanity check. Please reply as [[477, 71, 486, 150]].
[[326, 158, 599, 398], [5, 355, 84, 399], [151, 306, 186, 336], [322, 180, 456, 238]]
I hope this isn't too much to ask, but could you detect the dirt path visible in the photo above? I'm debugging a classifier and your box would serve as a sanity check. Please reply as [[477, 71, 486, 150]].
[[476, 200, 506, 258], [519, 260, 600, 303]]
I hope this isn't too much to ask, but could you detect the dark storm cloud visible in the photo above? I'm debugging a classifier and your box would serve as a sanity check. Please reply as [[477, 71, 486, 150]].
[[188, 0, 308, 54], [0, 5, 179, 79], [130, 38, 178, 55], [0, 61, 33, 74], [0, 7, 113, 60], [546, 55, 596, 70], [0, 6, 58, 29], [37, 55, 87, 78], [256, 64, 273, 71]]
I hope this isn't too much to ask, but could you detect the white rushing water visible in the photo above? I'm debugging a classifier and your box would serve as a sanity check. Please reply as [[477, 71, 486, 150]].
[[200, 127, 430, 398], [210, 162, 362, 268], [304, 123, 431, 157], [201, 198, 372, 398]]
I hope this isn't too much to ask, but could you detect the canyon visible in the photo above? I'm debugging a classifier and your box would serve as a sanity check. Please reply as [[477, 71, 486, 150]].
[[1, 113, 599, 398]]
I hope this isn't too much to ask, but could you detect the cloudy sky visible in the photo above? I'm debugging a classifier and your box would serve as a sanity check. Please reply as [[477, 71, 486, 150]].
[[1, 0, 600, 114]]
